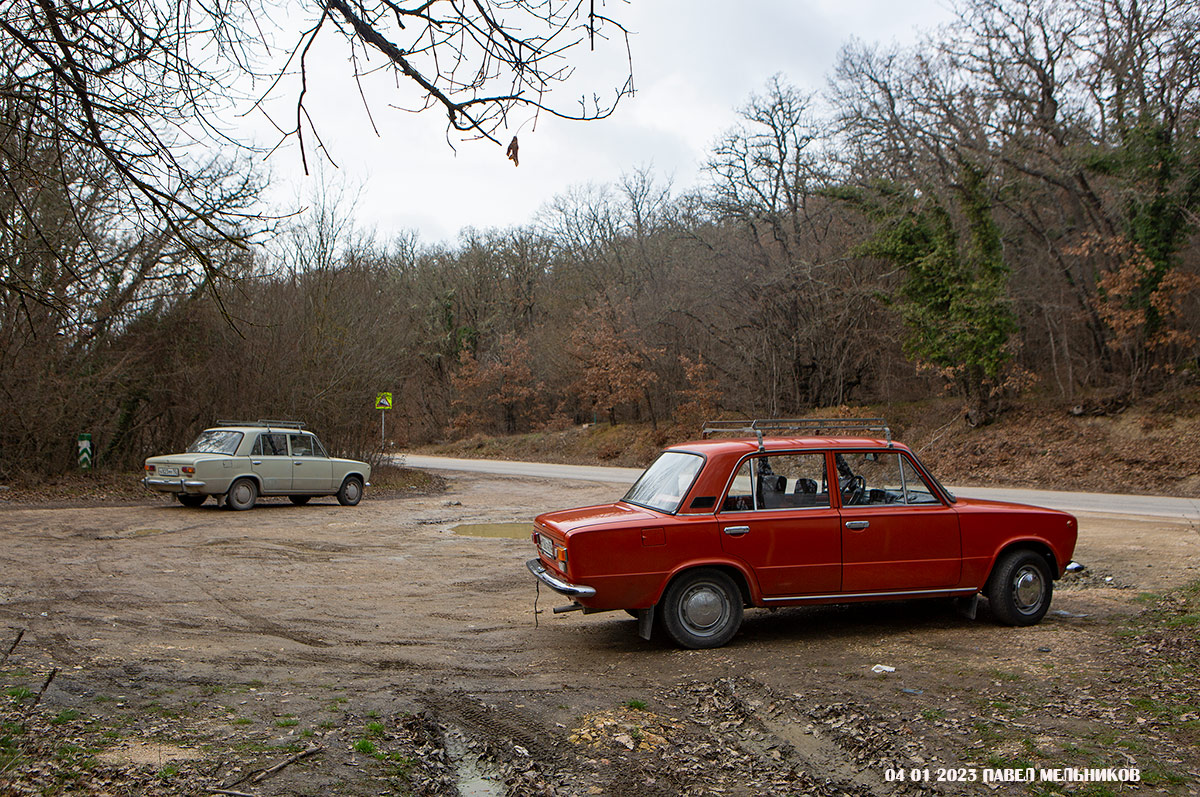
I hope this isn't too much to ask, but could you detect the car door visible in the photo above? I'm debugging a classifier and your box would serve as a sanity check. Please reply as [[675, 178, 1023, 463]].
[[252, 432, 292, 493], [837, 450, 962, 592], [290, 433, 333, 493], [717, 452, 842, 596]]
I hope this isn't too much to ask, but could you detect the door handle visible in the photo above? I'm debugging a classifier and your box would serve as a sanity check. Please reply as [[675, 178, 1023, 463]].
[[251, 460, 262, 465], [844, 520, 870, 531], [294, 461, 303, 466], [723, 525, 750, 537]]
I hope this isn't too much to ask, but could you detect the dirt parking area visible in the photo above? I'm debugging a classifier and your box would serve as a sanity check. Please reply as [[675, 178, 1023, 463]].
[[2, 473, 1199, 796]]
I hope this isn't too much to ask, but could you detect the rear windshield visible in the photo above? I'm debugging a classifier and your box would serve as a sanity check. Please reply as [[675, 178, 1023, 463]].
[[622, 451, 704, 514], [187, 430, 243, 455]]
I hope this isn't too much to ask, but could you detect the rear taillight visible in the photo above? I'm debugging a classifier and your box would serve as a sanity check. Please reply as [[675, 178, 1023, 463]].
[[182, 466, 195, 475], [144, 465, 155, 473]]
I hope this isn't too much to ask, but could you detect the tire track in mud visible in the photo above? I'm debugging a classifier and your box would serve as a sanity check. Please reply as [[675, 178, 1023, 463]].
[[428, 690, 562, 764], [663, 676, 936, 795], [193, 585, 332, 648], [421, 690, 681, 797], [414, 679, 924, 797]]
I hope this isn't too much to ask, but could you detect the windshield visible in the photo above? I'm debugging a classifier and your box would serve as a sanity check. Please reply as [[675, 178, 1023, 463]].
[[187, 430, 243, 455], [622, 451, 704, 514]]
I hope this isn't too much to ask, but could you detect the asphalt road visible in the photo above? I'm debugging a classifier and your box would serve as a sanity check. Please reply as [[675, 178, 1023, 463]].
[[401, 453, 1200, 521]]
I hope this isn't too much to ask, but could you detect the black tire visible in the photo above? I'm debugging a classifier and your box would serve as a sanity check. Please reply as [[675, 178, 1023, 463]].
[[225, 478, 258, 511], [660, 568, 743, 649], [986, 549, 1053, 626], [289, 495, 312, 506], [336, 476, 363, 506], [176, 494, 207, 508]]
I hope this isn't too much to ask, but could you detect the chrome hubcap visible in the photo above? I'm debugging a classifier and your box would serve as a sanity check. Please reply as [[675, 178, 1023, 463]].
[[345, 482, 360, 501], [681, 585, 725, 633], [1012, 565, 1045, 613]]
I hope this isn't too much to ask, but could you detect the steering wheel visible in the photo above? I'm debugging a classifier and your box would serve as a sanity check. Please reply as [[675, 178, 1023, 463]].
[[841, 475, 866, 506]]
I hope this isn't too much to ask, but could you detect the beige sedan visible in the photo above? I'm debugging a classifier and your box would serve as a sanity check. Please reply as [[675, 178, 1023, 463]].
[[143, 420, 371, 510]]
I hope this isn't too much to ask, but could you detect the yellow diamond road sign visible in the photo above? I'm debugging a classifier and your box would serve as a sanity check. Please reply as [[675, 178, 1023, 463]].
[[375, 392, 392, 410]]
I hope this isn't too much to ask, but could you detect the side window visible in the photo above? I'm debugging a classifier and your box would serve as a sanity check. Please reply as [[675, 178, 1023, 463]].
[[257, 433, 288, 456], [722, 461, 755, 512], [310, 437, 328, 458], [289, 434, 314, 457], [722, 453, 830, 511], [835, 451, 941, 506]]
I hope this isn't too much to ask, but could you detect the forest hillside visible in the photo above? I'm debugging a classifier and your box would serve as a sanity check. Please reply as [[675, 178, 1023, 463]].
[[2, 0, 1198, 481]]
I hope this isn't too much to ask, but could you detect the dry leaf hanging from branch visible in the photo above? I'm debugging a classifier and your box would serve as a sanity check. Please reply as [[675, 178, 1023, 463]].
[[506, 136, 519, 167]]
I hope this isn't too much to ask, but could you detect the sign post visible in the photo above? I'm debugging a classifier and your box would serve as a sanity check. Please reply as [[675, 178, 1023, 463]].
[[375, 392, 393, 451]]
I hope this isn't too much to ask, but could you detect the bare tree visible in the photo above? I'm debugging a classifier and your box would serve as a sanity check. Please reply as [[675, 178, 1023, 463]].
[[0, 0, 633, 317], [300, 0, 634, 151]]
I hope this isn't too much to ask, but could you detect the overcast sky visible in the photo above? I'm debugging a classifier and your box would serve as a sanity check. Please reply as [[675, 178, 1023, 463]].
[[246, 1, 954, 246]]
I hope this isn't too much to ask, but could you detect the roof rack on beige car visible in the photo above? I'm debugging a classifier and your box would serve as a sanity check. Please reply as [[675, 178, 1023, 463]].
[[215, 419, 307, 429], [702, 418, 892, 451]]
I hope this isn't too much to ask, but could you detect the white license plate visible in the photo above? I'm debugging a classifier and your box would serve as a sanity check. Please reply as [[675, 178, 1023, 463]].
[[537, 533, 555, 559], [159, 467, 179, 477]]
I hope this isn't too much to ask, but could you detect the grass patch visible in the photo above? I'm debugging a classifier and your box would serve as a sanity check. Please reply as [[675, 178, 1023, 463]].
[[353, 739, 376, 755], [366, 721, 385, 736], [50, 709, 81, 725], [983, 752, 1033, 770], [973, 720, 1006, 743], [1, 720, 24, 772], [624, 699, 647, 711], [1163, 612, 1200, 628], [275, 717, 299, 728], [987, 668, 1020, 682], [229, 740, 303, 754], [1142, 763, 1189, 787]]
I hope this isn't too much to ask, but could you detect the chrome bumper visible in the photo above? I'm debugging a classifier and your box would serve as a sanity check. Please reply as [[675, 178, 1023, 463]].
[[142, 477, 207, 494], [526, 558, 596, 599]]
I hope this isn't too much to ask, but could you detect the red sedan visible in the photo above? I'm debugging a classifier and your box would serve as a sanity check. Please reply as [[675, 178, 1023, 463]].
[[528, 420, 1078, 648]]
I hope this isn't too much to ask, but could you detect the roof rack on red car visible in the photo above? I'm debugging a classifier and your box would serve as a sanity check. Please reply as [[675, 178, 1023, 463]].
[[702, 418, 892, 451], [215, 419, 307, 429]]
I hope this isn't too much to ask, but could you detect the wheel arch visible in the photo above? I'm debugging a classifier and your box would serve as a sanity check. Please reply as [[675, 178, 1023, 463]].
[[228, 473, 263, 492], [658, 560, 756, 607], [985, 540, 1059, 590]]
